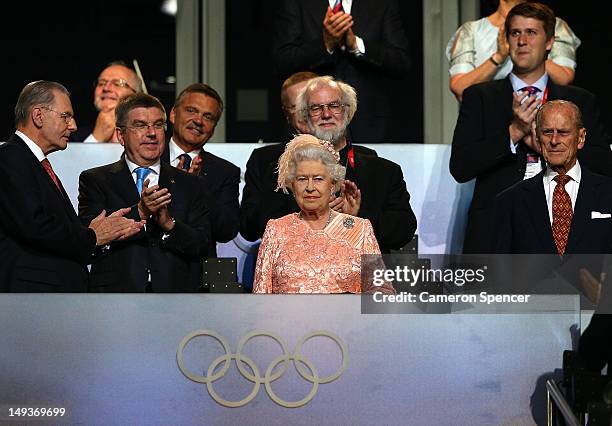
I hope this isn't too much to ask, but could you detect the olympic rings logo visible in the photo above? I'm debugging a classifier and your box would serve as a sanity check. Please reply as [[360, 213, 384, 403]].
[[176, 329, 348, 408]]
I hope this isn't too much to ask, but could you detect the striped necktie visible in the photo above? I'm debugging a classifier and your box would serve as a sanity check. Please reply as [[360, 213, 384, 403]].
[[332, 0, 343, 13]]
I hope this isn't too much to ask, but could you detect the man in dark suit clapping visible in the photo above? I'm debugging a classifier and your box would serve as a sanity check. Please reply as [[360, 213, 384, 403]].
[[78, 93, 212, 292], [0, 81, 142, 292], [161, 83, 240, 257]]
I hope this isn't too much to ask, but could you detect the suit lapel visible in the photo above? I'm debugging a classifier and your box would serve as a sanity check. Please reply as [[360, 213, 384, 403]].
[[159, 163, 172, 188], [522, 172, 557, 252], [350, 0, 365, 25], [306, 1, 328, 25], [55, 178, 79, 219], [500, 78, 515, 119], [566, 168, 595, 252], [160, 163, 180, 214], [546, 81, 561, 102], [199, 148, 209, 178], [109, 159, 140, 206], [11, 135, 78, 218]]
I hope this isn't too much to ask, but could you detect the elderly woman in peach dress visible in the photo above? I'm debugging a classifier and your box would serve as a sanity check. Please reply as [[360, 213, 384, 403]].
[[253, 134, 394, 294]]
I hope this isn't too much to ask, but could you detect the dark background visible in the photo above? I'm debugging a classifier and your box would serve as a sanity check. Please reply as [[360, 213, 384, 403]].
[[1, 1, 176, 142], [0, 1, 608, 143]]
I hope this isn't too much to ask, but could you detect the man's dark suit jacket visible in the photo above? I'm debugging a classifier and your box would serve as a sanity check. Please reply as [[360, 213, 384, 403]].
[[78, 160, 211, 292], [272, 0, 410, 142], [496, 167, 612, 254], [451, 77, 612, 253], [494, 167, 612, 298], [239, 142, 417, 252], [0, 134, 96, 292], [496, 167, 612, 372], [161, 147, 240, 257]]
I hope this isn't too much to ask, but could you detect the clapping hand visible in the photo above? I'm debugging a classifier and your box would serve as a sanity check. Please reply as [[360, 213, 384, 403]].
[[340, 180, 361, 216], [323, 7, 353, 51], [89, 207, 144, 246], [92, 106, 119, 143], [177, 154, 203, 176], [509, 90, 541, 151]]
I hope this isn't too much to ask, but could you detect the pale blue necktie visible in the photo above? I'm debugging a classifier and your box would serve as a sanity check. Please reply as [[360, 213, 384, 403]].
[[135, 167, 152, 195]]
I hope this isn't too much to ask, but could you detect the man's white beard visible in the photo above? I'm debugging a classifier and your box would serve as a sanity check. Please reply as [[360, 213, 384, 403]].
[[311, 125, 347, 150]]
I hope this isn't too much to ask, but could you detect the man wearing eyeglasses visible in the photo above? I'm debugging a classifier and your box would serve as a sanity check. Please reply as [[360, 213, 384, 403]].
[[77, 93, 212, 292], [160, 83, 240, 257], [0, 81, 143, 292], [72, 61, 142, 143], [240, 75, 416, 253]]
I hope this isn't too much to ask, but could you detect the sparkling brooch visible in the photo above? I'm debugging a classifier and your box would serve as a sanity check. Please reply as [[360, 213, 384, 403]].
[[342, 217, 354, 229]]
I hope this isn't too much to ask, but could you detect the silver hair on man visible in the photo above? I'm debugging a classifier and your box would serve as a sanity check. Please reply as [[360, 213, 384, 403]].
[[295, 76, 357, 148]]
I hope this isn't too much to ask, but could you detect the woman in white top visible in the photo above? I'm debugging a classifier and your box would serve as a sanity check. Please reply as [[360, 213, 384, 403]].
[[446, 0, 580, 101]]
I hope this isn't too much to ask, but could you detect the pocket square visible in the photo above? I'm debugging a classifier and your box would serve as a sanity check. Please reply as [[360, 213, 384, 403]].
[[591, 211, 612, 219]]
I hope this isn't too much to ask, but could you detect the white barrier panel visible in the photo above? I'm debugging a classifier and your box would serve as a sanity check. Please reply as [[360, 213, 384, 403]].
[[48, 143, 474, 284], [0, 294, 577, 424]]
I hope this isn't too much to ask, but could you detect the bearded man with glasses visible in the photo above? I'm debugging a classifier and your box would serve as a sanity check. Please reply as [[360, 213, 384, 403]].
[[77, 93, 212, 292], [71, 61, 142, 143]]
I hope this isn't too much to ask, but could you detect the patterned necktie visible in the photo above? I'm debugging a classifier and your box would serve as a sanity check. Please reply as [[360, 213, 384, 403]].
[[520, 86, 541, 97], [552, 174, 573, 256], [178, 153, 192, 170], [40, 158, 62, 191], [135, 167, 152, 195], [332, 0, 344, 13]]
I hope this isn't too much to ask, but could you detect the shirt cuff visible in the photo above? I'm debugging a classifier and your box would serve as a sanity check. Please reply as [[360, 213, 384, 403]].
[[449, 63, 475, 76], [550, 56, 577, 70], [350, 36, 365, 56], [510, 138, 518, 154]]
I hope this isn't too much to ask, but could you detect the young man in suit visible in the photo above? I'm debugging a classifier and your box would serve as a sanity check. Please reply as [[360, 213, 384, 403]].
[[240, 75, 416, 252], [78, 93, 212, 292], [162, 83, 240, 256], [0, 81, 142, 292], [451, 2, 612, 254]]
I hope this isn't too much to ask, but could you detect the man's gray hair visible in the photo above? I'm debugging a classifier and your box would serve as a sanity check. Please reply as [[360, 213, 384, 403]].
[[14, 80, 70, 127], [115, 93, 166, 129], [295, 76, 358, 124]]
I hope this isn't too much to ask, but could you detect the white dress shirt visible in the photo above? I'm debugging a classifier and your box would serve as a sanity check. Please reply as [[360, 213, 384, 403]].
[[168, 138, 200, 168], [15, 130, 46, 162], [125, 157, 161, 188]]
